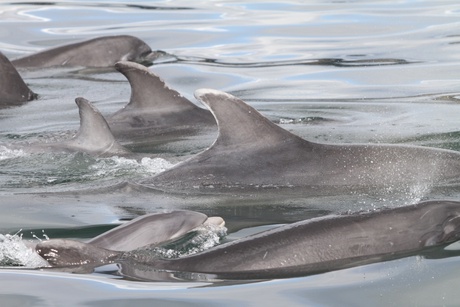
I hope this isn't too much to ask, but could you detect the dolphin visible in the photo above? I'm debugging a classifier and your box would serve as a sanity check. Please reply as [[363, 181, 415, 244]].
[[123, 200, 460, 279], [4, 97, 130, 157], [11, 35, 153, 68], [137, 89, 460, 197], [0, 52, 37, 106], [107, 61, 216, 142], [34, 201, 460, 280], [35, 210, 221, 267]]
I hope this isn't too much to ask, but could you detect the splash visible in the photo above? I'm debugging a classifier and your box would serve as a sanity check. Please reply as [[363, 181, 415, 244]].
[[349, 182, 432, 212], [130, 222, 228, 260], [0, 232, 49, 267]]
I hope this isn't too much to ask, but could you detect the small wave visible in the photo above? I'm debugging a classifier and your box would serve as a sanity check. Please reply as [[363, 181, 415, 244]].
[[0, 232, 49, 267], [279, 116, 330, 125]]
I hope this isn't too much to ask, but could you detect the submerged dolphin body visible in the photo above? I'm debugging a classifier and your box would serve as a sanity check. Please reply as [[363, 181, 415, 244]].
[[35, 210, 217, 266], [107, 61, 216, 142], [5, 97, 130, 157], [0, 52, 37, 106], [35, 201, 460, 279], [12, 35, 153, 68], [138, 89, 460, 197]]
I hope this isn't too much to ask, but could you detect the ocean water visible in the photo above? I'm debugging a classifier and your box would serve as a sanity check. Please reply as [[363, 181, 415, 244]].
[[1, 0, 460, 306]]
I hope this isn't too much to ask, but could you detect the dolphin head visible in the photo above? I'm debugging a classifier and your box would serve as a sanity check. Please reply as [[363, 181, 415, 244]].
[[419, 201, 460, 247], [118, 36, 154, 64]]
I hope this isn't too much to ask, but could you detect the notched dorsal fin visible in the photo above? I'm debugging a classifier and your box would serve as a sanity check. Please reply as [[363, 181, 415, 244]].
[[0, 52, 37, 106], [194, 88, 305, 148], [113, 61, 200, 114], [68, 97, 129, 155], [88, 210, 208, 251]]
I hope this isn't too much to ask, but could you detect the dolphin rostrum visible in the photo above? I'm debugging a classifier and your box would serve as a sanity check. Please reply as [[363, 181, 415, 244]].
[[0, 52, 37, 106], [35, 210, 217, 266], [35, 201, 460, 280], [11, 35, 154, 68], [138, 89, 460, 197], [107, 61, 216, 141]]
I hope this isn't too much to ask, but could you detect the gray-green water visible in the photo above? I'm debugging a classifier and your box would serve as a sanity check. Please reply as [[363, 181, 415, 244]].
[[1, 1, 460, 305]]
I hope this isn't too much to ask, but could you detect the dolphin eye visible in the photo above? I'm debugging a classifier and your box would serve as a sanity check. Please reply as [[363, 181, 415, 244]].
[[420, 231, 442, 247], [441, 215, 460, 243]]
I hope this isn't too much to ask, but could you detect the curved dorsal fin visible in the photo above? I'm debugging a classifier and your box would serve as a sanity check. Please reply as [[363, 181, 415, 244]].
[[67, 97, 129, 156], [0, 52, 37, 106], [113, 61, 200, 114], [194, 89, 306, 148]]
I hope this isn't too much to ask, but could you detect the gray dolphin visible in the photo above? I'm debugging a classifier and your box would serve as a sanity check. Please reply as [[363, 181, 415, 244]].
[[138, 89, 460, 196], [35, 201, 460, 280], [5, 97, 130, 157], [11, 35, 153, 68], [0, 52, 37, 106], [125, 200, 460, 279], [35, 210, 219, 267], [107, 61, 216, 142]]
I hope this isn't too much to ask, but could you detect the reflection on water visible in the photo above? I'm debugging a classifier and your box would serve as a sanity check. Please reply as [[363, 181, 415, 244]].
[[1, 0, 460, 305]]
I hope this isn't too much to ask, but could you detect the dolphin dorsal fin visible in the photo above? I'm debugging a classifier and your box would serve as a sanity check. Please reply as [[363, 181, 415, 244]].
[[114, 61, 199, 114], [68, 97, 129, 156], [194, 89, 306, 148], [89, 210, 208, 251], [0, 52, 37, 106]]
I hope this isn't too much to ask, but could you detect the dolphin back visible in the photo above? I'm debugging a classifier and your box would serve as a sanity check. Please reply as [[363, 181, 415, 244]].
[[12, 35, 152, 68], [124, 201, 460, 279]]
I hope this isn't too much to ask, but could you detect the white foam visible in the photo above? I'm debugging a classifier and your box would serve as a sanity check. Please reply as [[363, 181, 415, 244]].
[[90, 156, 175, 178], [0, 146, 27, 161], [139, 157, 175, 174], [0, 233, 49, 267]]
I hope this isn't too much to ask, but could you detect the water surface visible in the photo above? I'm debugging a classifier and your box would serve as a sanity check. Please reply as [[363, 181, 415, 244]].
[[1, 0, 460, 306]]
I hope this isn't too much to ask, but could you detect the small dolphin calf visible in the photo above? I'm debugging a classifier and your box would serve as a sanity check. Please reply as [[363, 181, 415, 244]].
[[12, 35, 153, 68], [138, 89, 460, 196], [36, 210, 214, 266], [0, 52, 37, 106], [35, 201, 460, 280]]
